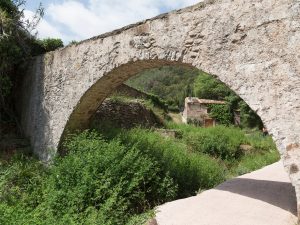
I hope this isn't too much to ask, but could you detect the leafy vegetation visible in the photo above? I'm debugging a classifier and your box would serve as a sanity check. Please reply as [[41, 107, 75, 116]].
[[0, 121, 279, 224], [33, 38, 64, 53], [0, 132, 177, 224], [126, 66, 198, 110], [128, 66, 263, 129], [209, 104, 232, 126], [116, 128, 225, 196], [183, 126, 245, 160], [0, 1, 63, 125], [165, 122, 279, 176], [194, 72, 231, 100]]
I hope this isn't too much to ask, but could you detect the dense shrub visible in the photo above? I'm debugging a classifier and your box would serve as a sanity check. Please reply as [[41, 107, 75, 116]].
[[233, 149, 279, 175], [117, 128, 226, 196], [0, 125, 279, 224], [229, 131, 279, 175], [32, 38, 64, 55], [0, 154, 46, 225], [0, 131, 177, 225], [166, 122, 279, 175], [209, 104, 232, 126], [245, 131, 276, 151], [182, 126, 246, 160]]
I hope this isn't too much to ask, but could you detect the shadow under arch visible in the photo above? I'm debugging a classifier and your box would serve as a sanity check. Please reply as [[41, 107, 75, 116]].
[[215, 178, 297, 216]]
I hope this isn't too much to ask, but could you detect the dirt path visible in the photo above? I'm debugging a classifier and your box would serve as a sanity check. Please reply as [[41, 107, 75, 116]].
[[156, 162, 297, 225]]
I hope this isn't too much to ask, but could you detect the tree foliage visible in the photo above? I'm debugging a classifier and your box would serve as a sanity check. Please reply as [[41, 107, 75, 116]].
[[0, 1, 63, 124], [239, 101, 263, 129], [209, 104, 232, 126], [126, 66, 198, 110], [35, 38, 63, 52], [194, 71, 263, 128], [0, 0, 34, 122], [194, 72, 232, 100]]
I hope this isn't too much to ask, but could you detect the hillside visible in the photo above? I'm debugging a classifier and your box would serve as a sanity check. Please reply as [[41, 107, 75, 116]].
[[127, 67, 263, 129], [126, 66, 198, 110]]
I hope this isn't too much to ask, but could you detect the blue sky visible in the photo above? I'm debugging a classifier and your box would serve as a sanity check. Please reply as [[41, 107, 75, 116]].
[[25, 0, 201, 44]]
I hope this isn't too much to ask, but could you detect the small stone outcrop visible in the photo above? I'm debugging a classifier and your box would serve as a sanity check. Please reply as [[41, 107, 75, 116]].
[[93, 98, 163, 129], [113, 84, 149, 99]]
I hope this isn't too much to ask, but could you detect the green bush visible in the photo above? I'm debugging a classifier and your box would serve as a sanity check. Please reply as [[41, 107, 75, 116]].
[[183, 126, 246, 160], [233, 149, 279, 176], [35, 38, 64, 52], [117, 128, 226, 196], [0, 131, 177, 224], [245, 131, 277, 152], [228, 131, 280, 176], [0, 154, 46, 225], [209, 104, 232, 126], [0, 126, 279, 224]]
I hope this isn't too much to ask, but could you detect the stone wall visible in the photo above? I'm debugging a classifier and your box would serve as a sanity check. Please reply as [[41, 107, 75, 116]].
[[93, 98, 163, 129], [19, 0, 300, 219], [113, 84, 149, 99]]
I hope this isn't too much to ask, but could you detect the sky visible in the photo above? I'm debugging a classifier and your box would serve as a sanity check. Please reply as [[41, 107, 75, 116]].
[[24, 0, 201, 44]]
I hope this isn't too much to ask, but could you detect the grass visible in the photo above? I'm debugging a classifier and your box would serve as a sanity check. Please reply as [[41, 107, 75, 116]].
[[230, 147, 279, 176], [116, 128, 226, 197], [165, 122, 279, 176]]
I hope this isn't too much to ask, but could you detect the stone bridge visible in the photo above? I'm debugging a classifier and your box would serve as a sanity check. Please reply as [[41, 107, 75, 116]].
[[19, 0, 300, 220]]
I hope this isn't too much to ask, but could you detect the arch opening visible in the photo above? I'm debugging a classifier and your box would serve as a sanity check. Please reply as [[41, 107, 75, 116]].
[[59, 60, 194, 146], [60, 61, 282, 205], [61, 59, 268, 145]]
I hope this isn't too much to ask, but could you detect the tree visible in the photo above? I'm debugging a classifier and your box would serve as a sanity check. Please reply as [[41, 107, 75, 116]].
[[209, 104, 233, 126], [194, 72, 263, 128], [194, 72, 232, 100], [34, 38, 64, 53], [239, 101, 263, 129], [0, 0, 44, 123], [127, 66, 199, 110]]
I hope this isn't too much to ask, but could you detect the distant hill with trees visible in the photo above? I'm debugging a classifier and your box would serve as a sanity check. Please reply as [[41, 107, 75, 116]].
[[126, 66, 198, 110], [127, 67, 263, 129]]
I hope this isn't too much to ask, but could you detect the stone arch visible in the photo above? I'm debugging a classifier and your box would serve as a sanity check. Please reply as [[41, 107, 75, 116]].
[[19, 0, 300, 218], [64, 60, 192, 134]]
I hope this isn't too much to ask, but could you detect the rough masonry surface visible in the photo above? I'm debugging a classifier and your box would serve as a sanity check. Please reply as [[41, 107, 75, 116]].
[[19, 0, 300, 220]]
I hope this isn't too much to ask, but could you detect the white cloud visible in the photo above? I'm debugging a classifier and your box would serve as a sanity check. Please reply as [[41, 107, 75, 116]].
[[27, 0, 202, 44], [24, 10, 71, 41]]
